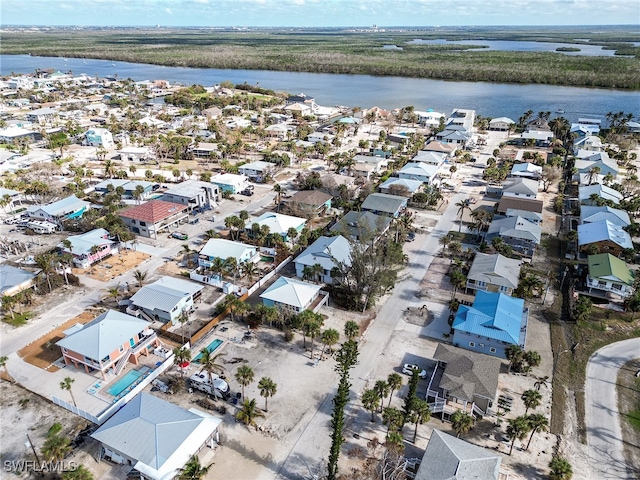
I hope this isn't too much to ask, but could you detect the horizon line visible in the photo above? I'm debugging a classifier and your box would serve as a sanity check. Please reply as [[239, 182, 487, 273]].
[[2, 24, 638, 28]]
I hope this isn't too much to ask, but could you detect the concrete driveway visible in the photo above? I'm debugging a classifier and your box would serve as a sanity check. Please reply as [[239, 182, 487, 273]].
[[585, 337, 640, 480]]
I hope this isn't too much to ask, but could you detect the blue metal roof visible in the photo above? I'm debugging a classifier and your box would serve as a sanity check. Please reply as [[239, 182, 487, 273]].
[[453, 291, 524, 345]]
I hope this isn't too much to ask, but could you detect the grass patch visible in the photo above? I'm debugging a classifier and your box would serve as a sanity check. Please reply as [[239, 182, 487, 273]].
[[628, 409, 640, 432], [447, 231, 477, 244], [2, 311, 34, 327]]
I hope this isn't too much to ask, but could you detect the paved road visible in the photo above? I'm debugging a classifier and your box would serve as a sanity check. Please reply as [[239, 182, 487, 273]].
[[585, 337, 640, 480], [274, 191, 466, 479]]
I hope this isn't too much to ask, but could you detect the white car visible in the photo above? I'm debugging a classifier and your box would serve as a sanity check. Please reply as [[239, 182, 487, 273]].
[[402, 364, 427, 378]]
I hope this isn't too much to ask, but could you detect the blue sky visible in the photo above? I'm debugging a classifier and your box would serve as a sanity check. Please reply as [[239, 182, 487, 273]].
[[1, 0, 638, 27]]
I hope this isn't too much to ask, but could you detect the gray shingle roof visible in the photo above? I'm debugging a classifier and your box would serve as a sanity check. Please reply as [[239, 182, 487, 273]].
[[295, 235, 351, 271], [361, 193, 406, 214], [130, 277, 203, 313], [467, 253, 522, 290]]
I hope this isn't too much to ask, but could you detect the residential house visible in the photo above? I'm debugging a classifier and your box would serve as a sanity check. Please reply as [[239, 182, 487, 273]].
[[94, 179, 155, 200], [574, 152, 618, 180], [118, 146, 152, 162], [295, 235, 351, 284], [129, 276, 204, 325], [415, 110, 445, 128], [264, 124, 293, 140], [0, 264, 37, 298], [284, 190, 332, 218], [260, 276, 325, 313], [84, 128, 115, 148], [504, 208, 543, 225], [446, 109, 475, 132], [435, 129, 471, 147], [285, 102, 312, 115], [398, 162, 440, 185], [414, 430, 501, 480], [573, 135, 603, 155], [92, 393, 222, 480], [202, 106, 223, 120], [579, 184, 623, 206], [320, 173, 358, 198], [211, 173, 249, 194], [59, 228, 118, 268], [485, 216, 541, 257], [521, 129, 553, 146], [0, 127, 37, 145], [378, 178, 422, 197], [496, 196, 543, 216], [25, 107, 58, 125], [452, 291, 528, 359], [26, 195, 90, 223], [286, 93, 316, 109], [329, 210, 391, 241], [423, 141, 457, 156], [247, 212, 306, 241], [0, 187, 23, 212], [307, 131, 334, 144], [56, 310, 160, 379], [466, 253, 522, 296], [361, 193, 407, 218], [189, 142, 219, 160], [577, 220, 633, 256], [626, 121, 640, 134], [489, 117, 515, 131], [580, 206, 631, 228], [428, 343, 502, 417], [585, 253, 635, 299], [198, 239, 259, 268], [353, 154, 388, 180], [238, 161, 275, 182], [510, 162, 542, 180], [500, 178, 539, 199], [412, 150, 447, 166], [161, 180, 219, 211], [119, 200, 189, 239]]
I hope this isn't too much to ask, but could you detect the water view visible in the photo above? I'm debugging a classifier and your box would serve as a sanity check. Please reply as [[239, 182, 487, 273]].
[[2, 55, 638, 121]]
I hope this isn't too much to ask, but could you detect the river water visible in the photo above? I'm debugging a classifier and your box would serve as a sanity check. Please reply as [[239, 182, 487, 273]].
[[1, 55, 638, 121]]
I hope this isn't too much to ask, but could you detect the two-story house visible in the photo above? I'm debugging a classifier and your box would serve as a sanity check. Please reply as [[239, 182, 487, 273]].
[[585, 253, 634, 299], [485, 216, 541, 257], [161, 180, 219, 211], [361, 193, 407, 218], [129, 276, 204, 325], [295, 235, 351, 284], [577, 219, 633, 256], [119, 200, 189, 239], [198, 238, 259, 268], [59, 228, 118, 269], [398, 162, 440, 185], [466, 253, 522, 296], [27, 195, 90, 224]]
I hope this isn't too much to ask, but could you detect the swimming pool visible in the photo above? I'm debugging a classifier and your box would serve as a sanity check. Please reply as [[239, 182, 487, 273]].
[[107, 369, 143, 396], [193, 338, 224, 363]]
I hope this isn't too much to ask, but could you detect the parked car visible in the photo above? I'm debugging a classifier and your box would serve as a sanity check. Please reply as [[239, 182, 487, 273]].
[[171, 232, 188, 240], [402, 364, 427, 378], [406, 232, 416, 242], [240, 189, 254, 196]]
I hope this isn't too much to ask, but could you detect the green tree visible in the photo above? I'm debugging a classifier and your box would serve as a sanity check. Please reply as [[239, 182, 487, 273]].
[[382, 407, 404, 438], [386, 373, 403, 408], [320, 328, 340, 360], [173, 347, 191, 377], [296, 310, 323, 348], [506, 416, 531, 455], [235, 364, 255, 399], [344, 320, 359, 340], [402, 370, 420, 425], [41, 433, 72, 462], [222, 293, 248, 322], [374, 380, 390, 413], [178, 455, 213, 480], [133, 269, 148, 288], [198, 349, 225, 384], [362, 388, 380, 422], [61, 465, 94, 480], [59, 377, 76, 407], [451, 410, 474, 438], [525, 413, 549, 451], [506, 345, 525, 373], [385, 431, 405, 455], [549, 456, 573, 480], [409, 399, 431, 444], [522, 389, 542, 414], [257, 377, 277, 412], [455, 199, 471, 233], [572, 296, 592, 322], [236, 398, 265, 429]]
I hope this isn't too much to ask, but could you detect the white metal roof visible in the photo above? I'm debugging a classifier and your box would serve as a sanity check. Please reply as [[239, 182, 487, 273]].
[[260, 276, 321, 310]]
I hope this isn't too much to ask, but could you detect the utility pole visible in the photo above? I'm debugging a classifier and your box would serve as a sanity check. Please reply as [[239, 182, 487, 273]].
[[26, 434, 42, 469]]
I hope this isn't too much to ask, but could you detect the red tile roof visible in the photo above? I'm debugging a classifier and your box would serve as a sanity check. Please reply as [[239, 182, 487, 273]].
[[119, 200, 187, 223]]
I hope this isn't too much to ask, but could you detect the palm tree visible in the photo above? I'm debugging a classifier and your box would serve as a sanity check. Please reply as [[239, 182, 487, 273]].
[[203, 229, 218, 240], [521, 389, 542, 415], [273, 183, 282, 212], [224, 256, 239, 281], [524, 350, 541, 371], [173, 347, 191, 377], [105, 284, 121, 304], [179, 455, 213, 480], [320, 328, 340, 360], [133, 269, 148, 288], [525, 413, 549, 450], [306, 319, 322, 358], [59, 377, 76, 407], [455, 199, 471, 233], [222, 294, 248, 322], [236, 398, 265, 429], [506, 345, 524, 373], [41, 433, 71, 462], [506, 416, 531, 455], [385, 431, 405, 455], [362, 388, 380, 422], [374, 380, 390, 413], [235, 365, 254, 399], [302, 263, 324, 283], [35, 253, 56, 293], [451, 410, 473, 438], [587, 166, 601, 185], [386, 373, 403, 407], [409, 399, 431, 443], [344, 320, 359, 340], [549, 456, 573, 480], [382, 407, 404, 438], [257, 377, 277, 412], [1, 294, 17, 321], [199, 349, 225, 384], [240, 261, 260, 284]]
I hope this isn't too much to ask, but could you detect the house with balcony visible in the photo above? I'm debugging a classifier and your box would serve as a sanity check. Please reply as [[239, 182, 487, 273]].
[[211, 173, 249, 194], [412, 150, 446, 166], [510, 162, 542, 180], [435, 129, 471, 147], [247, 212, 306, 241], [577, 220, 633, 256], [580, 206, 630, 228], [496, 196, 543, 216], [423, 141, 457, 156], [56, 310, 160, 380], [198, 238, 259, 268], [260, 276, 327, 313], [238, 161, 275, 182], [161, 180, 219, 211], [84, 128, 115, 148], [398, 162, 440, 185], [129, 276, 204, 325], [579, 184, 623, 206], [284, 190, 332, 218], [92, 393, 222, 480], [573, 135, 603, 155], [466, 253, 522, 296], [489, 117, 515, 131], [94, 179, 155, 200], [295, 235, 351, 284], [352, 154, 388, 180], [119, 200, 189, 239], [25, 107, 58, 125], [361, 193, 407, 218], [585, 253, 634, 299], [452, 291, 528, 359], [485, 216, 541, 258], [26, 195, 90, 223], [330, 210, 391, 242], [59, 228, 118, 269]]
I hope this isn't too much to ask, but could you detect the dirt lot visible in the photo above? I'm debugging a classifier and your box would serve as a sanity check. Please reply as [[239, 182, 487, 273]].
[[18, 311, 100, 371], [73, 250, 151, 282], [617, 359, 640, 474]]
